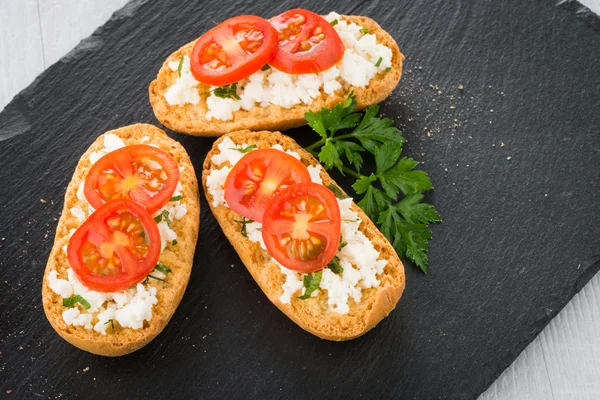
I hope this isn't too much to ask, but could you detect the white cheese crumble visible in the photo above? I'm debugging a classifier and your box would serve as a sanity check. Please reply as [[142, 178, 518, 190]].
[[163, 12, 394, 121], [164, 55, 201, 106], [48, 133, 187, 333], [89, 133, 126, 165], [206, 142, 387, 314]]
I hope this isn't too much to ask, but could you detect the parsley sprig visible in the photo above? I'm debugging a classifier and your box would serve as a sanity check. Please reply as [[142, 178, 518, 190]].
[[212, 83, 241, 100], [304, 93, 441, 273]]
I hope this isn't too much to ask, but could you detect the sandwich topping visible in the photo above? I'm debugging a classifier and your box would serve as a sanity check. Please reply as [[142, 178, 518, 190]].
[[207, 137, 388, 314], [47, 134, 188, 334], [163, 11, 393, 122]]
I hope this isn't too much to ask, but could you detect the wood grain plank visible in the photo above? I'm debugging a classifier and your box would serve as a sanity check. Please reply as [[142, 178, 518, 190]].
[[0, 0, 45, 111], [38, 0, 129, 66], [481, 272, 600, 400]]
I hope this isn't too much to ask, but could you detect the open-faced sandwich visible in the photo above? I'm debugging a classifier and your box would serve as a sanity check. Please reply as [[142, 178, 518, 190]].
[[150, 9, 404, 136], [202, 130, 405, 340], [42, 124, 200, 356]]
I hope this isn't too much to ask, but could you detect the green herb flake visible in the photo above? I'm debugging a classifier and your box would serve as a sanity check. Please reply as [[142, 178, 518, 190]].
[[177, 56, 184, 78], [327, 256, 343, 274], [330, 19, 339, 26], [385, 67, 392, 72], [154, 210, 172, 229], [213, 83, 241, 100], [143, 263, 172, 284], [327, 183, 349, 199], [261, 64, 271, 71], [360, 27, 369, 34], [172, 239, 178, 245], [170, 195, 183, 202], [303, 92, 440, 273], [233, 217, 253, 238], [298, 270, 323, 299], [231, 144, 257, 154], [375, 57, 383, 67], [63, 295, 91, 310], [104, 319, 115, 330]]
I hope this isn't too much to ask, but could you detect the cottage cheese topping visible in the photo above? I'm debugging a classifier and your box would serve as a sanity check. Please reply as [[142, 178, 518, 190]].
[[206, 141, 387, 314], [163, 12, 394, 121], [48, 134, 187, 333]]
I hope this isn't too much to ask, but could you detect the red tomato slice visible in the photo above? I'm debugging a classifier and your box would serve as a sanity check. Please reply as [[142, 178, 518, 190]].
[[191, 15, 279, 86], [269, 9, 345, 74], [262, 182, 341, 273], [67, 199, 161, 292], [84, 144, 180, 214], [224, 148, 311, 222]]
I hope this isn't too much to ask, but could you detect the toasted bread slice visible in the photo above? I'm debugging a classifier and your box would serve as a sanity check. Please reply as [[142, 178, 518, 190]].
[[42, 124, 200, 356], [202, 130, 405, 340], [149, 15, 404, 136]]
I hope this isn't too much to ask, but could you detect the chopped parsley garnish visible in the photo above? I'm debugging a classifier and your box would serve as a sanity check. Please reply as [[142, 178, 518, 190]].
[[177, 56, 184, 78], [63, 295, 91, 310], [172, 239, 178, 245], [213, 83, 241, 100], [327, 183, 349, 199], [375, 57, 383, 67], [360, 27, 369, 34], [298, 270, 322, 299], [233, 217, 253, 238], [326, 256, 343, 274], [143, 263, 172, 284], [154, 210, 172, 229], [385, 67, 392, 72], [303, 92, 440, 273], [170, 195, 183, 202], [231, 144, 257, 154], [261, 64, 271, 71], [104, 319, 115, 330], [330, 19, 339, 26]]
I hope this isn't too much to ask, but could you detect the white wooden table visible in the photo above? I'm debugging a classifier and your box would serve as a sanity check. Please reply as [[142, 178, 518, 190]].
[[1, 1, 599, 399]]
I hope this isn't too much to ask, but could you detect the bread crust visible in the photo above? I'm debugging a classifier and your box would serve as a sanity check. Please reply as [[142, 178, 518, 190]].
[[202, 130, 405, 340], [149, 15, 404, 136], [42, 124, 200, 356]]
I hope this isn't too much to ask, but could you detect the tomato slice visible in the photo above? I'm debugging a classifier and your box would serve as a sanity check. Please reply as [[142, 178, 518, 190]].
[[224, 148, 311, 222], [191, 15, 278, 86], [67, 199, 161, 292], [262, 182, 341, 273], [84, 144, 180, 214], [269, 9, 345, 74]]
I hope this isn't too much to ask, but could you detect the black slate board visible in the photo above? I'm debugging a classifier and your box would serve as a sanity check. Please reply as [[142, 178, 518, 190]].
[[1, 0, 599, 399]]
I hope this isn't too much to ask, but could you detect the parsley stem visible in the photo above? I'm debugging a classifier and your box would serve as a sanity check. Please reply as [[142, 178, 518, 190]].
[[304, 140, 325, 152], [306, 149, 362, 179]]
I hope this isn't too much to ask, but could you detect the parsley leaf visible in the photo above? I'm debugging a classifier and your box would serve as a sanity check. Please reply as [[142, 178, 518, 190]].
[[213, 83, 241, 100], [330, 19, 339, 26], [375, 57, 383, 67], [298, 270, 322, 300], [231, 144, 257, 154], [63, 295, 91, 310], [360, 27, 369, 34], [328, 183, 349, 199], [261, 64, 271, 71], [233, 217, 253, 238], [177, 56, 184, 78], [303, 93, 440, 272], [170, 195, 183, 202]]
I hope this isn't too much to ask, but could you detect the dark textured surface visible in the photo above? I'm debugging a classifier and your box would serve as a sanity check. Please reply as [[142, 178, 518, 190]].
[[0, 0, 599, 399]]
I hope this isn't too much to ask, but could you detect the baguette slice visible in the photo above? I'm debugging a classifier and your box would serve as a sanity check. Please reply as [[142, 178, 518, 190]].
[[202, 130, 405, 340], [42, 124, 200, 356], [149, 15, 404, 136]]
